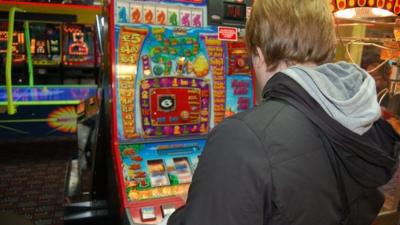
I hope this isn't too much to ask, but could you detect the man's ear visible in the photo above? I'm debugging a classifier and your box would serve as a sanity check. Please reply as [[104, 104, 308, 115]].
[[252, 47, 265, 68]]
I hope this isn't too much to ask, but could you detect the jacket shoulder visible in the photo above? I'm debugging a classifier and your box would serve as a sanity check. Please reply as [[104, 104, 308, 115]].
[[229, 99, 323, 163], [230, 100, 296, 139]]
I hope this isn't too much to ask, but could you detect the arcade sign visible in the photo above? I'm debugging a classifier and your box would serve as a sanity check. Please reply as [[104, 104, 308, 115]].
[[330, 0, 400, 15]]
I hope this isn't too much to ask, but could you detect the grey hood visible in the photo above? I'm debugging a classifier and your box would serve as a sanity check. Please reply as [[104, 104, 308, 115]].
[[282, 61, 381, 135]]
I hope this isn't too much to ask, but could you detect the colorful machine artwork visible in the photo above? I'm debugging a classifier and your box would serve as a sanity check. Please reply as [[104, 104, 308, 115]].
[[112, 23, 254, 224], [0, 86, 96, 138], [63, 24, 96, 66], [30, 23, 62, 65], [116, 0, 206, 27], [120, 139, 205, 202], [109, 0, 255, 224], [115, 25, 254, 141], [0, 105, 78, 138], [0, 86, 97, 102], [0, 22, 26, 64]]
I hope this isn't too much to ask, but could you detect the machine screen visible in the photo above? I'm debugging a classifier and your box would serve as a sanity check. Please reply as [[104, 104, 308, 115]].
[[120, 140, 204, 201]]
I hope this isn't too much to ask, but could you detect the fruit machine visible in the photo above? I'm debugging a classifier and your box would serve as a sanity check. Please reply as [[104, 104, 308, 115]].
[[30, 23, 61, 66], [104, 0, 255, 224]]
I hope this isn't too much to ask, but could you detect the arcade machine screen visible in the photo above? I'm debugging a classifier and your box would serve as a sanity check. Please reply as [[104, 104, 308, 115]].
[[0, 22, 26, 65], [63, 24, 96, 67], [30, 23, 61, 66], [110, 0, 254, 223]]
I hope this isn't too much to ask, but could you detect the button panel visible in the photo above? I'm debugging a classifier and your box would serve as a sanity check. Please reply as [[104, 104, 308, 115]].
[[140, 206, 157, 222]]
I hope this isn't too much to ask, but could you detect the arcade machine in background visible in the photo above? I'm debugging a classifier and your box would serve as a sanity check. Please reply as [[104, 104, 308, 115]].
[[62, 23, 98, 85], [0, 22, 26, 85], [29, 23, 62, 84], [332, 1, 400, 225], [28, 22, 98, 85], [103, 0, 254, 224], [0, 10, 99, 139]]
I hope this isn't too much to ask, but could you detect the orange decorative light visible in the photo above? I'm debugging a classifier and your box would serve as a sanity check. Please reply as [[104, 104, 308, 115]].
[[394, 0, 400, 14], [48, 106, 77, 133], [368, 0, 376, 6], [337, 0, 347, 9], [377, 0, 386, 8], [332, 0, 398, 14], [386, 0, 394, 10], [358, 0, 367, 6]]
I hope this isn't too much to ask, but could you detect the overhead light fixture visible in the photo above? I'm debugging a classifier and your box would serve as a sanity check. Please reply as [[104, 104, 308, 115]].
[[371, 8, 394, 17], [335, 8, 356, 18]]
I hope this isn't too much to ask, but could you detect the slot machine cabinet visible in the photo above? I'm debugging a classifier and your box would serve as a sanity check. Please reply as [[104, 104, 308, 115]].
[[104, 0, 256, 224]]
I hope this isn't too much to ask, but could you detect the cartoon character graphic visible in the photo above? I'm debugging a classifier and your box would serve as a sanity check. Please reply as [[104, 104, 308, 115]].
[[169, 12, 178, 26], [131, 8, 141, 23], [119, 6, 128, 23], [157, 11, 166, 25], [145, 9, 154, 24], [193, 15, 202, 27], [181, 13, 190, 27]]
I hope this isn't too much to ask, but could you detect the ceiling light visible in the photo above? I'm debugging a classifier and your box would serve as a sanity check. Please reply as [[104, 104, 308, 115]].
[[335, 8, 357, 18], [371, 8, 394, 17]]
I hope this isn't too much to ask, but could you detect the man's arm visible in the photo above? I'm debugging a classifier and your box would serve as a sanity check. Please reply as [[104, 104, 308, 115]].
[[168, 118, 271, 225]]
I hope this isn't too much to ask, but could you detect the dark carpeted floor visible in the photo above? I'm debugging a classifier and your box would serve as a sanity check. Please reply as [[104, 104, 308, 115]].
[[0, 138, 77, 225]]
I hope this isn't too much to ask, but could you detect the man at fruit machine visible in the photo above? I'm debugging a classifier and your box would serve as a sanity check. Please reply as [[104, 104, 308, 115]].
[[162, 0, 400, 225]]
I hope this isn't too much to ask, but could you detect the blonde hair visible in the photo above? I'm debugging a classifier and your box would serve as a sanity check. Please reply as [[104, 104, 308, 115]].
[[246, 0, 336, 71]]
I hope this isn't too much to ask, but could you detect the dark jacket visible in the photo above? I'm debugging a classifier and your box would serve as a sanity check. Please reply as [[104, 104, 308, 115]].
[[168, 73, 399, 225]]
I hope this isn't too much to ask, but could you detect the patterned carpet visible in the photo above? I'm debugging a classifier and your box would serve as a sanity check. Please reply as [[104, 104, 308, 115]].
[[0, 138, 76, 225]]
